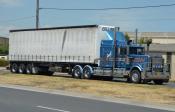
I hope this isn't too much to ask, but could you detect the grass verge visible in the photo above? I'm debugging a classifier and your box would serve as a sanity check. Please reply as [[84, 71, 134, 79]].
[[0, 72, 175, 105], [0, 59, 9, 67]]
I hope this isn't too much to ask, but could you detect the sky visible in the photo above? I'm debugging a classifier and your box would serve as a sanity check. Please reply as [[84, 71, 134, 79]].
[[1, 0, 175, 37]]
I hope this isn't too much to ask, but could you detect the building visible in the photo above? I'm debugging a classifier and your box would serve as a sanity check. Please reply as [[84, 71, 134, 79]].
[[127, 32, 175, 44], [0, 37, 8, 48], [127, 32, 175, 80], [0, 37, 9, 60], [148, 44, 175, 80]]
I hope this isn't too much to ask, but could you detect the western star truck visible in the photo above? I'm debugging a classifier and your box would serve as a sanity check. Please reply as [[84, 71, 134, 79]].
[[9, 25, 170, 84]]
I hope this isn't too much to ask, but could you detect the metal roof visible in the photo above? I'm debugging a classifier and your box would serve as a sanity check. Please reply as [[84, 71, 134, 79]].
[[10, 24, 99, 32]]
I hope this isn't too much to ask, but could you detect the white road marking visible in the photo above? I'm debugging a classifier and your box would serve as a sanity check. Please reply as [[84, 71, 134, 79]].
[[37, 105, 71, 112]]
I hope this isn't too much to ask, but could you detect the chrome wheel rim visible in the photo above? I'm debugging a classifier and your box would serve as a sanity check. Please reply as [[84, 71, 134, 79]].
[[74, 69, 80, 77], [12, 64, 18, 72], [19, 64, 25, 73], [132, 72, 139, 82], [84, 70, 90, 78], [32, 67, 38, 74]]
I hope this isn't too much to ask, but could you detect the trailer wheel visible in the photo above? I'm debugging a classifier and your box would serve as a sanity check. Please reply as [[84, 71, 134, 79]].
[[26, 64, 32, 74], [73, 65, 83, 79], [18, 64, 26, 74], [130, 70, 141, 83], [83, 65, 93, 79], [11, 63, 18, 73], [153, 80, 164, 85], [32, 66, 39, 75]]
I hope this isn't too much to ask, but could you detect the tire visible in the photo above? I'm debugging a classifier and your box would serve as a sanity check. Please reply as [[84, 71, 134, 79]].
[[83, 65, 93, 79], [142, 79, 151, 84], [11, 63, 18, 73], [127, 77, 131, 83], [142, 80, 148, 84], [72, 65, 83, 79], [18, 64, 26, 74], [26, 64, 32, 74], [130, 70, 141, 83], [31, 66, 39, 75], [153, 80, 164, 85]]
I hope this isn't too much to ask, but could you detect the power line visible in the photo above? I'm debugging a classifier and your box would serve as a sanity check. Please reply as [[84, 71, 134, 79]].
[[40, 3, 175, 11], [40, 12, 175, 21]]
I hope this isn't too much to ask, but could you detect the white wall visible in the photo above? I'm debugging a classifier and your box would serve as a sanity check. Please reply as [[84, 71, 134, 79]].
[[152, 38, 175, 44], [171, 53, 175, 80]]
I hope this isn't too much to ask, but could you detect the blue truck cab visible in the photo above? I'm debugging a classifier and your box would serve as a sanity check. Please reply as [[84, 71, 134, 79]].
[[97, 32, 170, 84]]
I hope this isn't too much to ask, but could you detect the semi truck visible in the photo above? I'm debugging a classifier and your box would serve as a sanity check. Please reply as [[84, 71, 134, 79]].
[[9, 25, 170, 84]]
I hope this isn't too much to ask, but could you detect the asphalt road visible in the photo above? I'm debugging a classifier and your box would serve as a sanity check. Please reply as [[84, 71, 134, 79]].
[[0, 87, 173, 112]]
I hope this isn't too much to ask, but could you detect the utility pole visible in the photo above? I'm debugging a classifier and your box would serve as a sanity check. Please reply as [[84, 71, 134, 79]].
[[36, 0, 40, 29], [135, 28, 138, 44]]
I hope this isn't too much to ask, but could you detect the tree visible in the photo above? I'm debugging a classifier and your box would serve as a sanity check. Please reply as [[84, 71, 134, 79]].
[[0, 46, 8, 55], [124, 32, 130, 41], [139, 37, 145, 44], [139, 37, 152, 45], [145, 38, 152, 46], [139, 37, 152, 54], [145, 38, 152, 54]]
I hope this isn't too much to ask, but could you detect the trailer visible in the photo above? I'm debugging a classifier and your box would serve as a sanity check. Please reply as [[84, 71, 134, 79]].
[[9, 25, 170, 84]]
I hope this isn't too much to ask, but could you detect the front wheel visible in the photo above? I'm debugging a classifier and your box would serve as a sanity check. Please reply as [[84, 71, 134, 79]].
[[153, 80, 164, 85], [130, 70, 141, 83]]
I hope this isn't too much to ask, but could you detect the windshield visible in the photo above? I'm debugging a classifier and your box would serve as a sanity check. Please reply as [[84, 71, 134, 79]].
[[129, 47, 145, 55]]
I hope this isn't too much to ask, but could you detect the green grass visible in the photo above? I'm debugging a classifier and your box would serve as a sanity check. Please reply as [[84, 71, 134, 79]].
[[0, 59, 9, 67]]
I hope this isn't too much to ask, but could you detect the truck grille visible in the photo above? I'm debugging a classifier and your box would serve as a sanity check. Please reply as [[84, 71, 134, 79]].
[[151, 57, 164, 72]]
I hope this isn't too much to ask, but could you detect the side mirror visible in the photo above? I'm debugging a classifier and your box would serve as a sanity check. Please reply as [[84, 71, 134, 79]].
[[127, 40, 132, 45]]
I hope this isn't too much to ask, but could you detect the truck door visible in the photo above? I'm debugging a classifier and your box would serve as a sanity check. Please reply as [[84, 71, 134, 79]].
[[116, 47, 127, 68], [100, 45, 113, 68]]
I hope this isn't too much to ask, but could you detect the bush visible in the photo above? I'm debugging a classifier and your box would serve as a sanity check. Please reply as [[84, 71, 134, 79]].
[[0, 46, 8, 55], [0, 59, 9, 67]]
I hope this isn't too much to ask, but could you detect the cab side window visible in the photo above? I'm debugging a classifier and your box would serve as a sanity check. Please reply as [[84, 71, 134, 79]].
[[120, 48, 127, 56], [129, 47, 137, 54]]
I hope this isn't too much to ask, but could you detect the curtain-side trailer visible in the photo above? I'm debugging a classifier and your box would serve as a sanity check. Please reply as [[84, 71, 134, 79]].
[[9, 25, 114, 77]]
